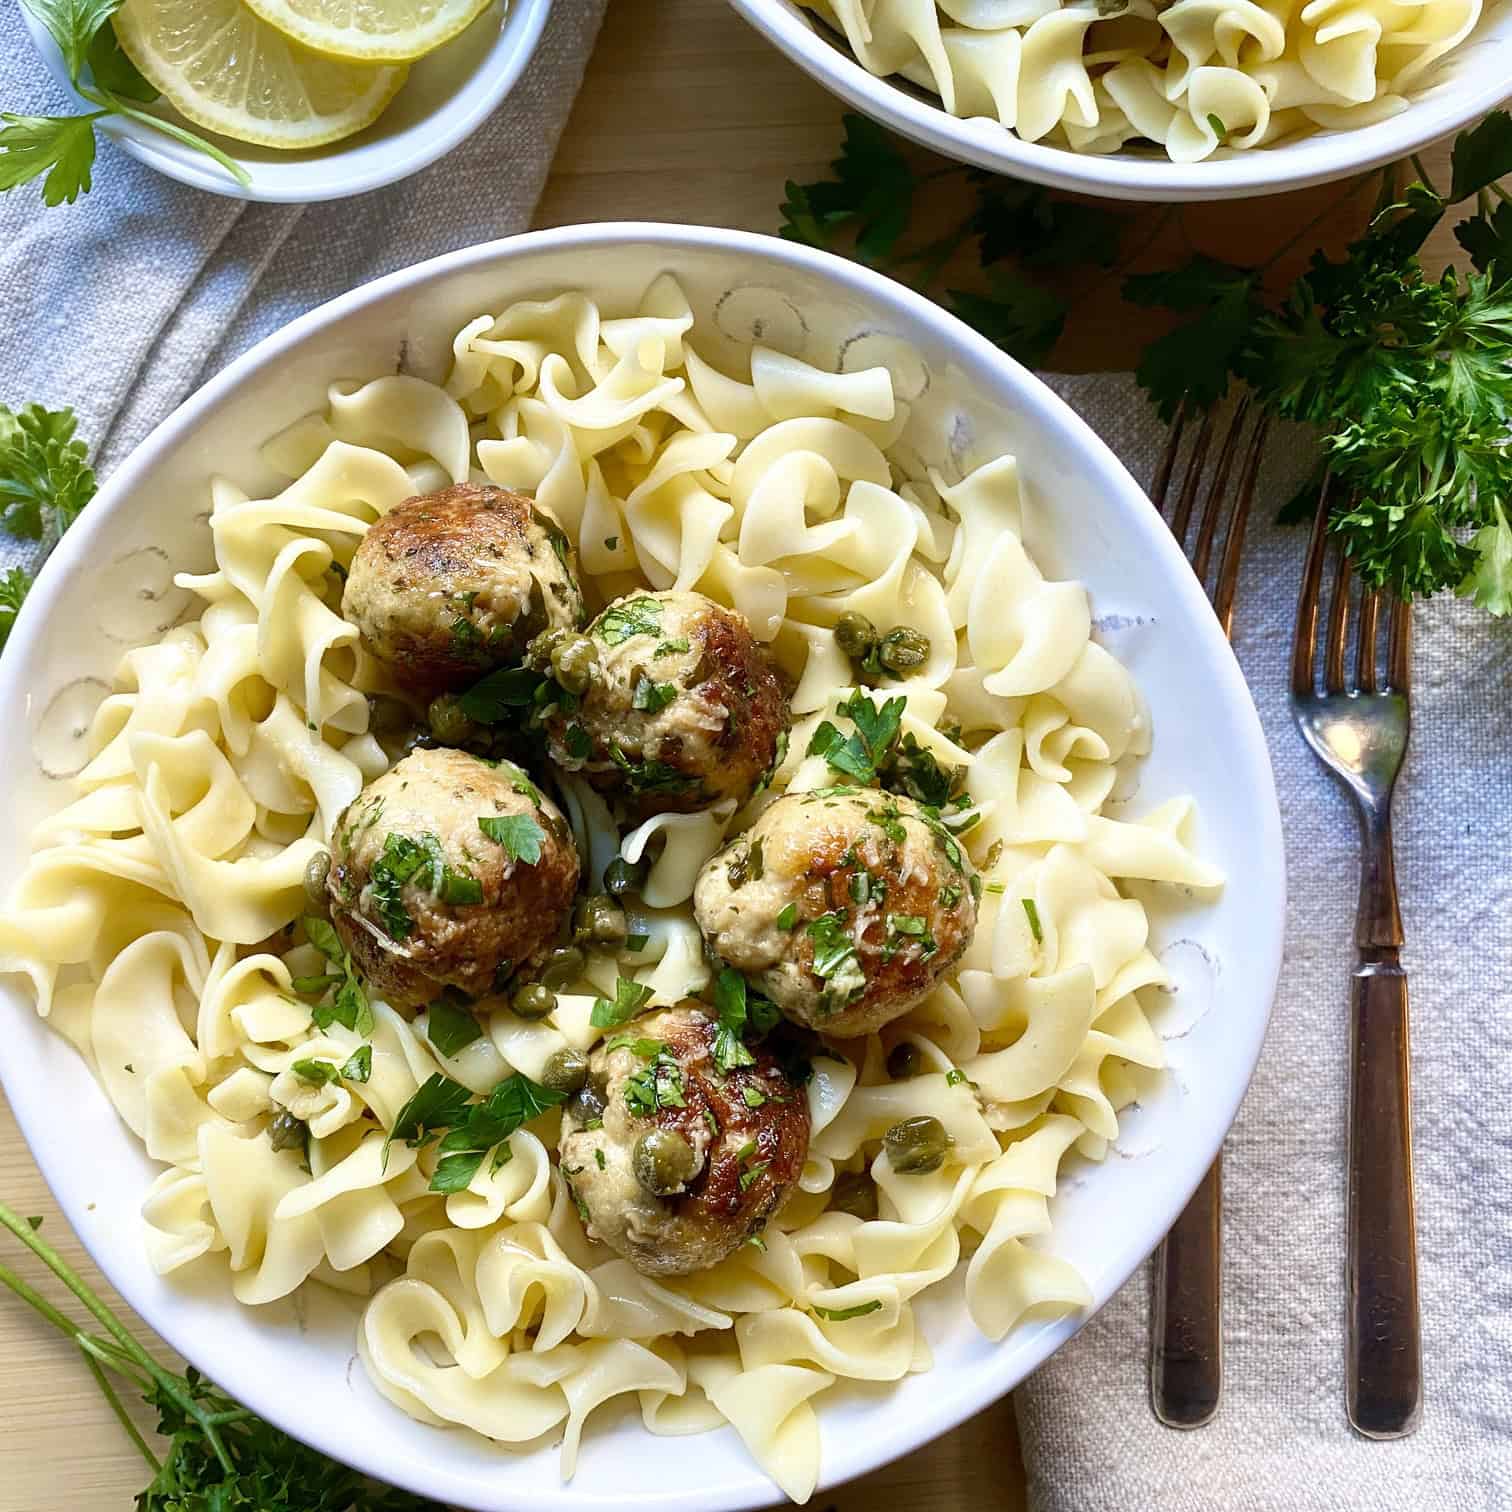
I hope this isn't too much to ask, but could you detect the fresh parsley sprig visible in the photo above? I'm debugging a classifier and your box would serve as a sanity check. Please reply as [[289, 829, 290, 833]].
[[9, 0, 249, 205], [0, 402, 98, 651], [0, 1201, 447, 1511]]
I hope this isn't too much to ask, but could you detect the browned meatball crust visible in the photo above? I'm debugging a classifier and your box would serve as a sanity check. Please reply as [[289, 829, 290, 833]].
[[693, 788, 977, 1037], [343, 483, 585, 698], [559, 1006, 810, 1276], [327, 746, 579, 1008], [543, 590, 788, 819]]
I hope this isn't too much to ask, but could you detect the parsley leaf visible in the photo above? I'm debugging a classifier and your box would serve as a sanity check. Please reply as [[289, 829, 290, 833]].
[[624, 1046, 686, 1116], [427, 997, 483, 1058], [609, 742, 693, 794], [808, 690, 905, 785], [1456, 200, 1512, 275], [457, 664, 545, 723], [711, 968, 757, 1074], [290, 1058, 337, 1087], [778, 112, 915, 263], [0, 113, 101, 207], [806, 913, 865, 1013], [22, 0, 121, 78], [1449, 111, 1512, 202], [477, 813, 545, 865], [595, 595, 662, 645], [340, 1044, 373, 1083], [0, 404, 97, 543], [946, 275, 1066, 370], [298, 916, 374, 1038], [0, 566, 31, 651], [590, 977, 654, 1029], [1022, 897, 1044, 943], [631, 674, 677, 714]]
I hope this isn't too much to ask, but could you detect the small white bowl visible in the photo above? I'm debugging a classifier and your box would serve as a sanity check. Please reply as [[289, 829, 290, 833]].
[[0, 224, 1283, 1508], [20, 0, 552, 204], [728, 0, 1512, 202]]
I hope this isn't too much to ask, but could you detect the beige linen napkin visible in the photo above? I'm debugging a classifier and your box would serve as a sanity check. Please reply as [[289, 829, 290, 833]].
[[1017, 373, 1512, 1512]]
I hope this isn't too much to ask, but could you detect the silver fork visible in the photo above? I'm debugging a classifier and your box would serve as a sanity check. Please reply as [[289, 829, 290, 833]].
[[1146, 394, 1270, 1428], [1291, 483, 1421, 1439]]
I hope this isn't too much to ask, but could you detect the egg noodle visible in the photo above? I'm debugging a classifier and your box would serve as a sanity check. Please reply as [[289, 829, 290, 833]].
[[0, 276, 1222, 1502], [797, 0, 1482, 162]]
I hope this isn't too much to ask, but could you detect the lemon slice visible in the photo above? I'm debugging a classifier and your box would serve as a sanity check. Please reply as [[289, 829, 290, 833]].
[[238, 0, 494, 64], [113, 0, 408, 150]]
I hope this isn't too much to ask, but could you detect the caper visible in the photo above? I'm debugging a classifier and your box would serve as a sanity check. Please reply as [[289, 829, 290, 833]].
[[885, 1041, 921, 1081], [367, 692, 413, 736], [834, 611, 879, 660], [540, 945, 586, 989], [427, 693, 478, 747], [566, 1076, 607, 1127], [302, 851, 332, 911], [268, 1108, 308, 1154], [511, 982, 557, 1020], [603, 855, 648, 899], [883, 1114, 950, 1175], [574, 893, 628, 947], [539, 1048, 589, 1095], [633, 1128, 699, 1197], [551, 634, 599, 695], [527, 626, 572, 669], [829, 1171, 879, 1221], [878, 627, 931, 675]]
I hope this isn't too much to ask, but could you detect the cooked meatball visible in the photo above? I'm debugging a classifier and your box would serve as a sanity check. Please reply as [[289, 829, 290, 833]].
[[327, 746, 579, 1008], [692, 788, 977, 1037], [343, 483, 585, 697], [542, 590, 788, 818], [559, 1005, 809, 1276]]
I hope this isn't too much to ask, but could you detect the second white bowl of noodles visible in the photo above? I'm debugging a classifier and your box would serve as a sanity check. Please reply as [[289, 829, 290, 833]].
[[728, 0, 1512, 201], [0, 224, 1284, 1508]]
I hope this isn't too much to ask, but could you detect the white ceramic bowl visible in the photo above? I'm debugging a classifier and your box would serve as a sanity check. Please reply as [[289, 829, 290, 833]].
[[728, 0, 1512, 201], [20, 0, 552, 203], [0, 224, 1284, 1509]]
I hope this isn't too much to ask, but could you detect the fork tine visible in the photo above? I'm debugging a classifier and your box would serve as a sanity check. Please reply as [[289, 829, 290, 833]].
[[1213, 412, 1269, 636], [1170, 407, 1217, 543], [1152, 396, 1190, 514], [1192, 396, 1252, 583], [1356, 586, 1381, 693], [1292, 477, 1332, 696], [1325, 546, 1353, 695], [1388, 593, 1412, 697]]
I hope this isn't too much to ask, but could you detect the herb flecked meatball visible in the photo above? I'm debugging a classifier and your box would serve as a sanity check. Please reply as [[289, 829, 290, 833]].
[[692, 788, 977, 1037], [343, 483, 585, 698], [327, 747, 579, 1008], [559, 1005, 809, 1276], [542, 590, 788, 818]]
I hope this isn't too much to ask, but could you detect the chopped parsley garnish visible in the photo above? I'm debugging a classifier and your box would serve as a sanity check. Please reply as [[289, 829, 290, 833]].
[[806, 691, 905, 784], [609, 743, 693, 794], [776, 902, 799, 931], [427, 997, 483, 1058], [368, 832, 482, 937], [1022, 897, 1044, 944], [603, 1034, 665, 1057], [806, 913, 865, 1011], [449, 615, 483, 657], [477, 813, 546, 864], [938, 883, 963, 910], [812, 1300, 883, 1321], [604, 535, 619, 550], [742, 1085, 768, 1109], [595, 1147, 607, 1169], [564, 722, 592, 758], [883, 912, 937, 963], [457, 665, 545, 723], [739, 1160, 770, 1191], [590, 977, 655, 1030], [340, 1045, 373, 1083], [299, 916, 374, 1038], [885, 732, 958, 807], [945, 1068, 968, 1087], [625, 1046, 687, 1116], [385, 1071, 565, 1190], [848, 870, 873, 906], [631, 674, 678, 714], [712, 969, 758, 1074], [291, 1058, 337, 1087], [654, 636, 690, 657], [595, 596, 663, 645], [867, 801, 907, 846]]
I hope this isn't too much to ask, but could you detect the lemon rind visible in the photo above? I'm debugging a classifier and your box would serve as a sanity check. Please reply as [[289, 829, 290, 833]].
[[237, 0, 495, 65]]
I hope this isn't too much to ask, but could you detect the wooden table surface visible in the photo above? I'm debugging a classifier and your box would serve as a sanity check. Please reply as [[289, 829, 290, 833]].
[[0, 1, 1470, 1506]]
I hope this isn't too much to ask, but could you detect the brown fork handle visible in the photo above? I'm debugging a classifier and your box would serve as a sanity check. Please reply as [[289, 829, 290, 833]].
[[1347, 956, 1421, 1439], [1150, 1155, 1222, 1427]]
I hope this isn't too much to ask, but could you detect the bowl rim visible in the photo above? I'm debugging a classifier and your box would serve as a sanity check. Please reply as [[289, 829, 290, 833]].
[[18, 0, 553, 205], [726, 0, 1512, 202], [0, 222, 1286, 1508]]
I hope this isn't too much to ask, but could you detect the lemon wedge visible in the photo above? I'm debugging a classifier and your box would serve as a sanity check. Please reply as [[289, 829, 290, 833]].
[[237, 0, 495, 64], [113, 0, 408, 150]]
